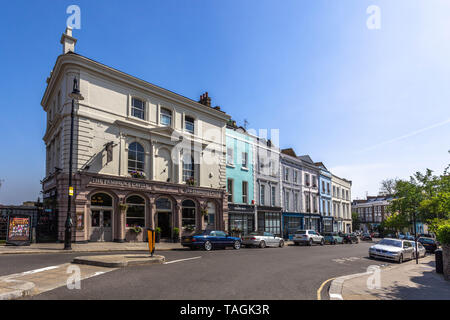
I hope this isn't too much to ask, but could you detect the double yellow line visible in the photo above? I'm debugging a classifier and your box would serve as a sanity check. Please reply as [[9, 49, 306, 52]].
[[316, 277, 335, 300]]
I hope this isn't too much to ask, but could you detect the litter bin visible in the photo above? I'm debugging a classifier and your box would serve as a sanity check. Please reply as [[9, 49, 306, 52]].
[[435, 249, 443, 274]]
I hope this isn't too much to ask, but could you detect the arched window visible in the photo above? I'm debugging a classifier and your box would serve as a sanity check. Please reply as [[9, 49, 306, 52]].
[[156, 197, 172, 211], [182, 200, 196, 228], [126, 195, 145, 228], [182, 154, 194, 183], [91, 193, 113, 207], [128, 142, 145, 173]]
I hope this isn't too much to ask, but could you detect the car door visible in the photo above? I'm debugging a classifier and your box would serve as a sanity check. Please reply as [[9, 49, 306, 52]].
[[216, 231, 230, 247], [265, 232, 275, 246], [403, 241, 413, 259]]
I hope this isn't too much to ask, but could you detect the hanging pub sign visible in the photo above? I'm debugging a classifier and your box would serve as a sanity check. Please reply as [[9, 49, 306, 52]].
[[6, 214, 32, 246]]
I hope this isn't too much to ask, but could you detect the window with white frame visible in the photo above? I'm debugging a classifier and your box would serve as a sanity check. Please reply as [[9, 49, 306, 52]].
[[185, 116, 195, 134], [284, 167, 289, 181], [294, 170, 298, 183], [242, 181, 248, 204], [312, 176, 317, 187], [128, 142, 145, 173], [131, 98, 145, 120], [305, 173, 310, 186], [182, 154, 195, 183], [271, 186, 276, 206], [227, 179, 233, 202], [294, 193, 299, 211], [242, 152, 248, 168], [160, 108, 172, 126], [285, 190, 290, 211], [260, 185, 266, 205], [227, 148, 234, 165]]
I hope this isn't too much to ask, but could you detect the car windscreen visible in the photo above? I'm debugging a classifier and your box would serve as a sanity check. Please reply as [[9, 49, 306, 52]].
[[295, 231, 306, 234], [419, 238, 435, 244], [378, 239, 402, 247]]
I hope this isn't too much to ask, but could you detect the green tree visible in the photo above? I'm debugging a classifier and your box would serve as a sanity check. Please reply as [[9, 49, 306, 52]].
[[352, 211, 360, 231]]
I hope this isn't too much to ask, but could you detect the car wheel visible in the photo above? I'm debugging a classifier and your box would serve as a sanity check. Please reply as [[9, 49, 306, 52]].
[[259, 240, 266, 249], [320, 239, 324, 246], [309, 239, 313, 246], [233, 241, 241, 250], [204, 241, 212, 251], [398, 254, 403, 264], [279, 240, 285, 248]]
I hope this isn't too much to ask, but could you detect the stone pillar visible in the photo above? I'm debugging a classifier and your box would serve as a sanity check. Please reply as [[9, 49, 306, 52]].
[[148, 196, 156, 230], [115, 196, 126, 243], [175, 198, 183, 235]]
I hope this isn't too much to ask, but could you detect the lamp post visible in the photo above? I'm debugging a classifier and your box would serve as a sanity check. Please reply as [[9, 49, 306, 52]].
[[64, 78, 84, 250]]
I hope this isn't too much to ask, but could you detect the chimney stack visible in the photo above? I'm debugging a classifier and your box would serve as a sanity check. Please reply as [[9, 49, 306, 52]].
[[60, 27, 77, 54], [198, 92, 212, 107]]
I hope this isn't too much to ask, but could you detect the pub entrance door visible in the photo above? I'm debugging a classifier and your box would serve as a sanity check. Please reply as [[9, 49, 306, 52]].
[[90, 210, 112, 242]]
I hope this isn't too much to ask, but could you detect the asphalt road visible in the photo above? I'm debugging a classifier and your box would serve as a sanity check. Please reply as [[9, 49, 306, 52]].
[[3, 240, 400, 300]]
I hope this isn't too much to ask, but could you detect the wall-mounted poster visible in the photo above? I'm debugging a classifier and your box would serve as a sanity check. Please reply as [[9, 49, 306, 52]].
[[7, 215, 31, 246], [76, 212, 84, 231]]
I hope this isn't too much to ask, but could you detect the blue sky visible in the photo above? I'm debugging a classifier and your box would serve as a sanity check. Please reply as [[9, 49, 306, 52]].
[[0, 0, 449, 204]]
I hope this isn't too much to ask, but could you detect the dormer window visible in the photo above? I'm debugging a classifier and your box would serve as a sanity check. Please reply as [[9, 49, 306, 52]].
[[160, 108, 172, 126], [185, 116, 194, 134], [131, 98, 145, 120]]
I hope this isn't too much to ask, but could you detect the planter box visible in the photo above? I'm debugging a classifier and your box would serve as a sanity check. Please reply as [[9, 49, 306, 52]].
[[125, 230, 144, 242]]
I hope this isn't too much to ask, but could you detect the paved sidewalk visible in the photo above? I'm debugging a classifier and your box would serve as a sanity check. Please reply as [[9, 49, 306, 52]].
[[336, 256, 450, 300], [0, 242, 184, 255]]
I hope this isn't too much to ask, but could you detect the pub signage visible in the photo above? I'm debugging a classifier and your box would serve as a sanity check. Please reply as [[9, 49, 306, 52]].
[[6, 214, 32, 246]]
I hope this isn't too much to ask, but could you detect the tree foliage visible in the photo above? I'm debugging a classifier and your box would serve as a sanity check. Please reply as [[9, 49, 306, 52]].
[[352, 211, 360, 231]]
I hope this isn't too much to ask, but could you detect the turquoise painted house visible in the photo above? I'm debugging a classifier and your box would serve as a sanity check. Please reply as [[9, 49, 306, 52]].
[[226, 124, 255, 235]]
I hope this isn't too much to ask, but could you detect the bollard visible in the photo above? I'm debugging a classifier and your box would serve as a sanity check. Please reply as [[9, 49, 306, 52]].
[[435, 249, 443, 274], [147, 228, 156, 257]]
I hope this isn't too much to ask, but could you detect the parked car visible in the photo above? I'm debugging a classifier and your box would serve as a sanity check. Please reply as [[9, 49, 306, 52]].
[[372, 232, 380, 238], [404, 234, 415, 241], [407, 240, 426, 258], [417, 237, 439, 253], [181, 230, 241, 251], [241, 232, 285, 248], [340, 232, 359, 244], [361, 233, 373, 241], [293, 230, 324, 246], [369, 238, 416, 263], [323, 232, 344, 245]]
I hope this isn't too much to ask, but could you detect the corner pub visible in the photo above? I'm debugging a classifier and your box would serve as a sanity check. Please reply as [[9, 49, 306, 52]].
[[41, 28, 231, 243]]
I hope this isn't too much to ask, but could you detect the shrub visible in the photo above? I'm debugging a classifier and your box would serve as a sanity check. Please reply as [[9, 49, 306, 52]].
[[436, 223, 450, 245]]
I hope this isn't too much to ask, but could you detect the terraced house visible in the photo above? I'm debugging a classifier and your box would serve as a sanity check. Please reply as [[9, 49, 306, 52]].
[[315, 162, 333, 233], [226, 122, 255, 235], [280, 149, 303, 239], [331, 174, 352, 233], [41, 28, 231, 243], [298, 155, 321, 231]]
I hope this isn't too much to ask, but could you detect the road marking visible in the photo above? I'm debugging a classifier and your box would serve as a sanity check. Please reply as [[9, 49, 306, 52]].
[[329, 293, 343, 300], [16, 266, 60, 277], [317, 277, 335, 300], [332, 257, 361, 264], [164, 257, 201, 265]]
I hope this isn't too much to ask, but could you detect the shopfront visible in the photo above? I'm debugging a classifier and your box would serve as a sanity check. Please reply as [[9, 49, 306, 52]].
[[322, 217, 333, 233], [304, 213, 321, 232], [228, 204, 256, 236], [42, 172, 227, 243], [282, 213, 304, 240], [257, 206, 282, 237]]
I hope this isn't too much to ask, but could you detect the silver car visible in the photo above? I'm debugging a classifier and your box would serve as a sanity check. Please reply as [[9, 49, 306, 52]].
[[407, 240, 426, 258], [293, 229, 324, 246], [241, 232, 285, 248], [369, 238, 415, 263]]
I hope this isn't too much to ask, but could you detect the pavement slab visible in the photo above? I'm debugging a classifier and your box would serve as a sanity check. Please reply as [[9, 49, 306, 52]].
[[337, 256, 450, 300], [72, 254, 165, 268], [0, 263, 115, 300]]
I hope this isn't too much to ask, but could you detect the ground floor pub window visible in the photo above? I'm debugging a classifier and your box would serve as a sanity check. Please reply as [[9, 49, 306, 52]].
[[258, 212, 281, 237], [229, 213, 254, 235], [323, 219, 333, 233], [126, 195, 145, 228], [182, 200, 196, 229]]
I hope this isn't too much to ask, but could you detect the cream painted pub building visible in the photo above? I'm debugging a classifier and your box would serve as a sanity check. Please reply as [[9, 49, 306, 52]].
[[42, 28, 231, 242]]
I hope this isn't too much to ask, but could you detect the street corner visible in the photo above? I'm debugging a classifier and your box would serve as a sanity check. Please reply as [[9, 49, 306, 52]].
[[0, 278, 35, 300], [72, 254, 166, 268]]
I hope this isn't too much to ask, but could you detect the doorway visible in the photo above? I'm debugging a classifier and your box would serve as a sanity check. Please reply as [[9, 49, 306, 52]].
[[157, 212, 172, 239], [90, 210, 112, 242]]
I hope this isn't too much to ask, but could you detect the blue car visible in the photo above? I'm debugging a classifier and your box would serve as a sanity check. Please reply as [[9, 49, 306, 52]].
[[181, 230, 242, 251]]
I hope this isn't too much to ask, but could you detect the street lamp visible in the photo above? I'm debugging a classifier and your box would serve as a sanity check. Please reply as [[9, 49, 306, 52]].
[[64, 78, 84, 250]]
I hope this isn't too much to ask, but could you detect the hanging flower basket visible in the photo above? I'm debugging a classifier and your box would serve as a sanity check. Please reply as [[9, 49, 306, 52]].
[[129, 226, 143, 234], [186, 178, 196, 186], [130, 171, 145, 179]]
